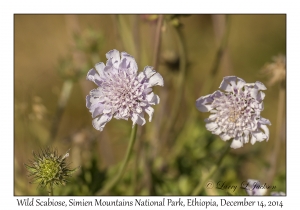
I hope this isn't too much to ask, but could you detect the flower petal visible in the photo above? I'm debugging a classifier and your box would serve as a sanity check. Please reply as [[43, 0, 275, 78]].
[[94, 62, 105, 77], [144, 66, 156, 78], [86, 95, 103, 109], [208, 114, 218, 121], [92, 114, 112, 131], [121, 52, 138, 74], [195, 94, 213, 112], [236, 77, 246, 89], [143, 87, 153, 94], [259, 117, 271, 125], [148, 73, 164, 87], [259, 124, 270, 141], [249, 87, 259, 100], [231, 139, 243, 149], [145, 106, 154, 122], [257, 91, 265, 101], [219, 76, 237, 92], [92, 105, 105, 118], [106, 49, 120, 61], [205, 122, 218, 131], [220, 133, 231, 141], [243, 130, 250, 143], [252, 130, 267, 142], [86, 69, 102, 86], [250, 135, 257, 145], [212, 127, 222, 135], [106, 49, 120, 69], [146, 92, 160, 105], [86, 95, 92, 108], [131, 113, 146, 126], [255, 81, 267, 90]]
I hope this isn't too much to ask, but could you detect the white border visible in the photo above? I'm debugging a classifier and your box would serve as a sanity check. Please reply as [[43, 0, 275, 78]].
[[3, 0, 298, 209]]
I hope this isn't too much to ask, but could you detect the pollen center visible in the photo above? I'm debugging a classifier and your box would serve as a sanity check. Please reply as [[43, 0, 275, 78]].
[[228, 109, 240, 122], [102, 70, 145, 117]]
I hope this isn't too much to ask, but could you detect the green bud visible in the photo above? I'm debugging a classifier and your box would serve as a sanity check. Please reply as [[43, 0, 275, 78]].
[[25, 147, 78, 191]]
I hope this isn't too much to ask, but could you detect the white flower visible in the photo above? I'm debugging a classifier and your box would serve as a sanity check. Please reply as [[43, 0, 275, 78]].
[[86, 49, 164, 131], [196, 76, 271, 149]]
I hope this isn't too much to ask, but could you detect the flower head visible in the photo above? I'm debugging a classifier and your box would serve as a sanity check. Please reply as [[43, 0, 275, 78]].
[[196, 76, 271, 149], [25, 147, 77, 189], [86, 49, 164, 131]]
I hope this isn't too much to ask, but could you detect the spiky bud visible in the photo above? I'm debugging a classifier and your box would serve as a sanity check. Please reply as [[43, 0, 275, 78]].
[[25, 147, 77, 193]]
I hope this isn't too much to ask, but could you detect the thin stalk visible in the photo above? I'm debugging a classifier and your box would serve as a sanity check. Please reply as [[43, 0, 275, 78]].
[[152, 15, 164, 69], [48, 182, 53, 196], [97, 125, 138, 195], [49, 15, 81, 142], [132, 127, 143, 194], [191, 143, 231, 195], [112, 15, 124, 50], [144, 15, 164, 193], [49, 80, 73, 141], [212, 14, 232, 76], [131, 15, 141, 195], [266, 83, 285, 184], [161, 23, 187, 145], [117, 15, 136, 55], [132, 15, 140, 64], [200, 15, 231, 96]]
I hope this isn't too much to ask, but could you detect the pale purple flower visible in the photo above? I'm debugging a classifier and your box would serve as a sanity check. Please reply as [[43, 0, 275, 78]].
[[86, 49, 164, 131], [244, 179, 267, 196], [196, 76, 271, 149]]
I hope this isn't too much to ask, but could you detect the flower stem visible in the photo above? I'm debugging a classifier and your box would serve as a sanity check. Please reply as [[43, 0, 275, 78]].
[[49, 80, 73, 141], [200, 15, 231, 96], [97, 125, 138, 195], [191, 143, 231, 195], [266, 82, 285, 183], [152, 14, 164, 69], [48, 182, 53, 196], [161, 21, 187, 147]]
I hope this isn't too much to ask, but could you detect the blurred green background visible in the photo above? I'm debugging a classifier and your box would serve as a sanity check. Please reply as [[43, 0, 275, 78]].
[[14, 14, 286, 195]]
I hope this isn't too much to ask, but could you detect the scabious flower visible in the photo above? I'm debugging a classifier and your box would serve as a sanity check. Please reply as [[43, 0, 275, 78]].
[[86, 49, 164, 131], [196, 76, 271, 149], [244, 179, 267, 196], [25, 147, 77, 189]]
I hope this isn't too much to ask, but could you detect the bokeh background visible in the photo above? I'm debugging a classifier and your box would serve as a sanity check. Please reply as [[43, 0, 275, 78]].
[[14, 14, 286, 195]]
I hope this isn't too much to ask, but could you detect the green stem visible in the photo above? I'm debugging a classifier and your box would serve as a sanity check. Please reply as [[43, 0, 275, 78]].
[[48, 182, 53, 196], [152, 15, 164, 69], [132, 126, 143, 194], [50, 80, 73, 141], [117, 15, 136, 55], [191, 143, 231, 195], [146, 15, 164, 193], [161, 23, 187, 146], [266, 83, 285, 183], [200, 15, 231, 96], [97, 125, 138, 195]]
